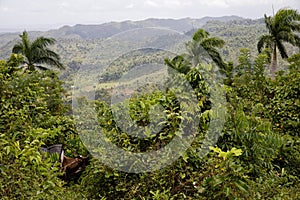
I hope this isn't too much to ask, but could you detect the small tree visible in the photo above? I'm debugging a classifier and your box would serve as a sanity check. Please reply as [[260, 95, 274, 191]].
[[12, 31, 64, 71]]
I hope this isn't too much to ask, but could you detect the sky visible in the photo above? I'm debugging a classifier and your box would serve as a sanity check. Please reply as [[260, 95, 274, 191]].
[[0, 0, 299, 32]]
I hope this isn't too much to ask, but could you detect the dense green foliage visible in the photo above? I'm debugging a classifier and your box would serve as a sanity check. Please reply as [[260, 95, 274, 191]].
[[0, 54, 85, 199], [1, 8, 299, 200]]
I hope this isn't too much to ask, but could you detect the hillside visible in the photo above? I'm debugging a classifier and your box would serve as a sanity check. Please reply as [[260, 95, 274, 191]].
[[0, 16, 267, 85], [1, 7, 300, 199], [0, 16, 249, 58]]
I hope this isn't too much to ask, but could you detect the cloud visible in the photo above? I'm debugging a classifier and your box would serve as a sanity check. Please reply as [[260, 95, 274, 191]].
[[125, 4, 134, 9], [201, 0, 230, 7], [145, 0, 159, 7], [0, 6, 8, 11], [143, 0, 195, 8]]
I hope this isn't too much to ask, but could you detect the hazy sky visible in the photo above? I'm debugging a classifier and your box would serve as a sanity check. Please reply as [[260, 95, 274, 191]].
[[0, 0, 299, 31]]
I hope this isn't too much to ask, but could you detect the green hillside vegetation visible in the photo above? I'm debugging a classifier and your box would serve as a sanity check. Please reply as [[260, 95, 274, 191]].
[[0, 17, 266, 78], [202, 19, 267, 62], [0, 17, 280, 89], [1, 8, 300, 199]]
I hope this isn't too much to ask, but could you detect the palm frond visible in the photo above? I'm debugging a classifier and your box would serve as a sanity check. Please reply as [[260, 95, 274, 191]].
[[290, 21, 300, 32], [257, 35, 273, 53], [275, 8, 300, 25], [31, 37, 56, 49], [276, 41, 288, 59], [293, 34, 300, 47], [264, 15, 273, 34], [202, 37, 225, 49], [12, 42, 24, 54], [35, 65, 49, 71], [206, 48, 226, 70], [44, 49, 61, 60], [192, 29, 209, 42], [37, 56, 64, 70], [20, 31, 30, 55], [170, 55, 191, 74], [278, 31, 298, 46]]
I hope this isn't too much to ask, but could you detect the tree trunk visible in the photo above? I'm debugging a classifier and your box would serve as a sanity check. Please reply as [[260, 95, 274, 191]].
[[271, 43, 277, 79]]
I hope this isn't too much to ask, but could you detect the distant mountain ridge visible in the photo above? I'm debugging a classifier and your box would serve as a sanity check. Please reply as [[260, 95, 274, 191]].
[[48, 15, 246, 39], [0, 16, 245, 40]]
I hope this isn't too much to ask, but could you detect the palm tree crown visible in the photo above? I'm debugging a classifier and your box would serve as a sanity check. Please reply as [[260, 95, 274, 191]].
[[12, 31, 64, 71], [257, 8, 300, 78], [185, 29, 226, 71]]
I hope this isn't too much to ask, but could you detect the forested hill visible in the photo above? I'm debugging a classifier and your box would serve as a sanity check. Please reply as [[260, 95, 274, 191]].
[[0, 16, 268, 84], [0, 16, 262, 59]]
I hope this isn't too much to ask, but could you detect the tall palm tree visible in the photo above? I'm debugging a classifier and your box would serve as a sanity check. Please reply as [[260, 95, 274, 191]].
[[258, 8, 300, 78], [12, 31, 64, 71], [185, 29, 226, 71]]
